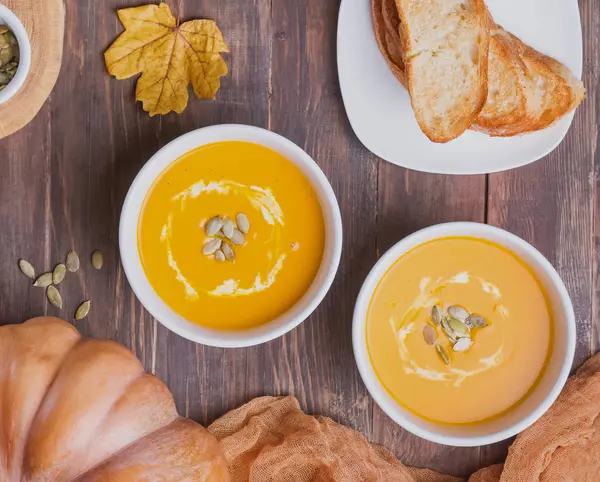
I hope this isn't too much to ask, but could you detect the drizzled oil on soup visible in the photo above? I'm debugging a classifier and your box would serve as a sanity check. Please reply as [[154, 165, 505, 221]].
[[138, 141, 325, 330], [367, 237, 553, 425]]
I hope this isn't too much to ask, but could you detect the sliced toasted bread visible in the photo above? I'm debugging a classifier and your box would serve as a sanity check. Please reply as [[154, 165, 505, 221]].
[[395, 0, 490, 143], [372, 0, 407, 87]]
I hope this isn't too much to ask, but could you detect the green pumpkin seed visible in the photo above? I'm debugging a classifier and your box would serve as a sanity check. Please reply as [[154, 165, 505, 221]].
[[18, 259, 35, 279], [448, 317, 470, 336], [441, 318, 457, 342], [431, 305, 443, 325], [435, 344, 450, 365], [91, 250, 103, 270], [75, 300, 91, 320], [53, 264, 66, 284], [468, 315, 489, 328], [33, 272, 53, 288], [66, 250, 80, 272], [47, 285, 63, 309]]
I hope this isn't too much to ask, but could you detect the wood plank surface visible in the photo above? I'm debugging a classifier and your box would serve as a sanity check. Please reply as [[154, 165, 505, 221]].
[[0, 0, 597, 479]]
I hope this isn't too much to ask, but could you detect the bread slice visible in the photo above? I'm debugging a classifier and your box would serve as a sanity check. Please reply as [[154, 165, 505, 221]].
[[473, 29, 585, 136], [394, 0, 490, 143], [373, 0, 407, 86]]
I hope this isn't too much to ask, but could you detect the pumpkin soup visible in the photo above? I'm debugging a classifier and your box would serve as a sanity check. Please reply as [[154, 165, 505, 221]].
[[138, 141, 325, 330], [367, 237, 552, 424]]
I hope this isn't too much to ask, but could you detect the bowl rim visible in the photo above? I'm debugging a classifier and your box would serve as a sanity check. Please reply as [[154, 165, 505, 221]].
[[352, 222, 576, 446], [119, 124, 343, 348], [0, 4, 32, 105]]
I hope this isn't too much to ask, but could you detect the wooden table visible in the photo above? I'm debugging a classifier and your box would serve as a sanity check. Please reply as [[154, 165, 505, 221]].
[[0, 0, 597, 477]]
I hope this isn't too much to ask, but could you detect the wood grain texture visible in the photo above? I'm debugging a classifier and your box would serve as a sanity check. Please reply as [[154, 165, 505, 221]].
[[0, 0, 597, 479], [0, 0, 64, 139]]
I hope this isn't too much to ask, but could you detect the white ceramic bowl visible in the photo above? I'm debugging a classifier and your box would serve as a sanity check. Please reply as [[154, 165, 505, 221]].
[[353, 222, 576, 447], [120, 125, 343, 348], [0, 4, 31, 105]]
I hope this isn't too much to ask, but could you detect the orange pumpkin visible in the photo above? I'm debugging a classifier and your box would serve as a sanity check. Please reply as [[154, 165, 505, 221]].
[[0, 317, 229, 481]]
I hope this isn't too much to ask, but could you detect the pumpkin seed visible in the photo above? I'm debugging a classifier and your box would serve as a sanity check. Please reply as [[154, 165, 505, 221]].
[[53, 264, 66, 284], [66, 250, 80, 272], [230, 229, 245, 246], [75, 300, 91, 320], [47, 285, 63, 309], [441, 318, 457, 342], [222, 218, 235, 238], [221, 243, 235, 261], [18, 259, 35, 279], [205, 216, 224, 236], [0, 26, 8, 35], [33, 272, 53, 288], [431, 305, 443, 325], [91, 250, 103, 270], [448, 305, 469, 322], [468, 314, 489, 328], [236, 213, 250, 234], [422, 325, 436, 345], [453, 337, 473, 352], [214, 250, 226, 262], [435, 344, 450, 365], [448, 317, 470, 336], [203, 238, 222, 255]]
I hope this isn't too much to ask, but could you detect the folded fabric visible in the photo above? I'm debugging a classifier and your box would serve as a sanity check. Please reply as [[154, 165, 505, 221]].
[[208, 353, 600, 481]]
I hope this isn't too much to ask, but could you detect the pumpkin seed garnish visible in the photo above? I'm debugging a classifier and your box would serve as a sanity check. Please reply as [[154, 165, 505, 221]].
[[203, 238, 222, 255], [422, 325, 436, 345], [448, 317, 470, 337], [236, 213, 250, 234], [46, 285, 63, 309], [18, 259, 35, 279], [448, 305, 469, 322], [467, 314, 489, 328], [453, 337, 473, 352], [222, 218, 235, 238], [53, 264, 66, 285], [221, 243, 235, 261], [230, 229, 245, 246], [431, 305, 443, 325], [435, 344, 450, 365], [75, 300, 91, 320], [91, 250, 103, 270], [205, 216, 224, 237], [441, 318, 457, 342], [214, 250, 226, 262], [66, 250, 80, 272], [33, 272, 53, 288]]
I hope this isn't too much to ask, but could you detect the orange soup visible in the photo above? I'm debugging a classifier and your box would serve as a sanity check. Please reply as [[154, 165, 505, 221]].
[[367, 237, 552, 424], [138, 141, 325, 330]]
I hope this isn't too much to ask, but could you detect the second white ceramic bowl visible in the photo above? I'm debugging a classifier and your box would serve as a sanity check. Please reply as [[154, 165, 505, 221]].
[[120, 124, 343, 348], [353, 222, 576, 446], [0, 4, 31, 105]]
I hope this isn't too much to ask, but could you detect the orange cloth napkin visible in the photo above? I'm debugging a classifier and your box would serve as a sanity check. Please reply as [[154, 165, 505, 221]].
[[208, 353, 600, 481]]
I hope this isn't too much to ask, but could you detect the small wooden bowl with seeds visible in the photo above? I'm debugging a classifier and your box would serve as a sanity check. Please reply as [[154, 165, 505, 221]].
[[0, 5, 31, 105]]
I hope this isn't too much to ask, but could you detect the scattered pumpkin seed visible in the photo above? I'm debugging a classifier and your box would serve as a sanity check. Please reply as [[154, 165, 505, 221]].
[[448, 305, 469, 322], [18, 259, 35, 279], [441, 318, 457, 342], [236, 213, 250, 234], [435, 344, 450, 365], [91, 250, 103, 270], [230, 228, 245, 246], [75, 300, 91, 320], [46, 285, 63, 309], [205, 216, 224, 237], [203, 238, 222, 255], [222, 218, 235, 238], [33, 272, 53, 288], [422, 325, 436, 345], [214, 250, 226, 262], [221, 243, 235, 261], [66, 250, 80, 272], [468, 314, 489, 328], [53, 264, 66, 284], [448, 317, 470, 336], [453, 337, 473, 352], [431, 305, 443, 325]]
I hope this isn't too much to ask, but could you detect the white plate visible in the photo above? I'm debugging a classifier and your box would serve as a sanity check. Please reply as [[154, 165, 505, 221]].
[[337, 0, 583, 174]]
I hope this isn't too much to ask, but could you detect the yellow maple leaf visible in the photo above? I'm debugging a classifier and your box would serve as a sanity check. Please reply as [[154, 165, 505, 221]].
[[104, 2, 229, 116]]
